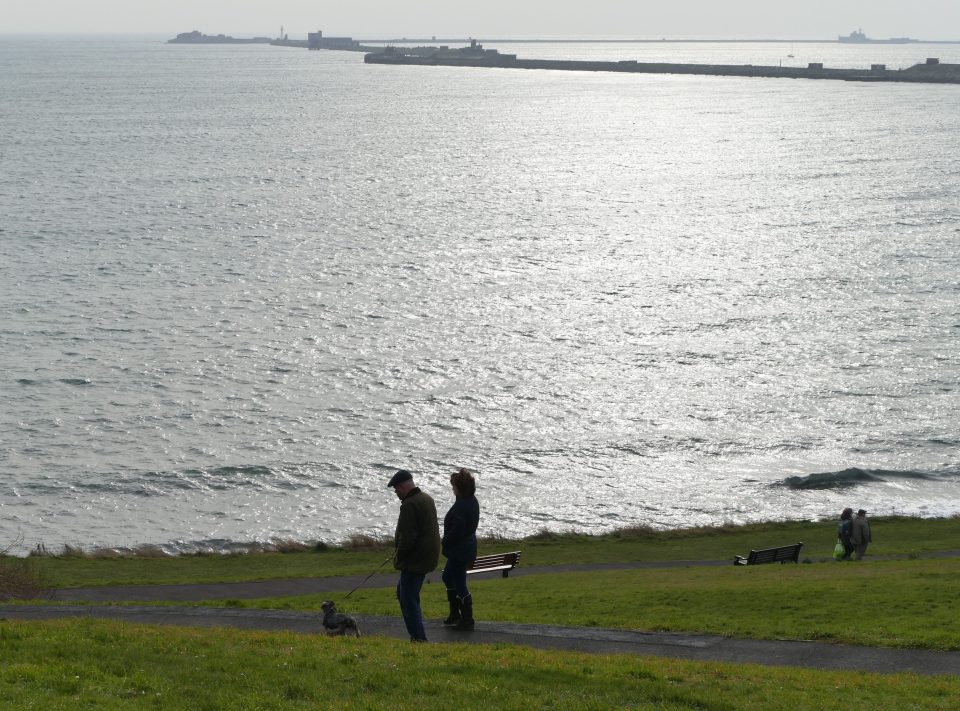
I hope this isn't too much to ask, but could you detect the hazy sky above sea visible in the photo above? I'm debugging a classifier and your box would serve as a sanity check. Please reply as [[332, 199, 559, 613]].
[[6, 0, 960, 41]]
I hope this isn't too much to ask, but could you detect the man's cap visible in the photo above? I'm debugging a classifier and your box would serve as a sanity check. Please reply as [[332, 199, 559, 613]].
[[857, 509, 867, 515], [387, 469, 413, 488]]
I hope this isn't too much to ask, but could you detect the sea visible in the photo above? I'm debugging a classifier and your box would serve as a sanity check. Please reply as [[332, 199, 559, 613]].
[[2, 34, 959, 554]]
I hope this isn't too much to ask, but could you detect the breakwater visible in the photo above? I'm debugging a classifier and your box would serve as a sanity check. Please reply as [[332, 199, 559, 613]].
[[365, 46, 960, 84]]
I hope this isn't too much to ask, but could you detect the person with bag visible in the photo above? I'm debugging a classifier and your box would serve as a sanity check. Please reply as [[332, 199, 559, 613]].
[[835, 507, 855, 560]]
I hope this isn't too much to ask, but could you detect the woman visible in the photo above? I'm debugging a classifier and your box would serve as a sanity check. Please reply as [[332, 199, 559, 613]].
[[441, 467, 480, 631], [837, 507, 855, 560]]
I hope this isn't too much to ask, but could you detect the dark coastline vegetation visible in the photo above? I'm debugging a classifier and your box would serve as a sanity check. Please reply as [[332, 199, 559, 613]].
[[14, 515, 960, 590], [0, 537, 46, 602]]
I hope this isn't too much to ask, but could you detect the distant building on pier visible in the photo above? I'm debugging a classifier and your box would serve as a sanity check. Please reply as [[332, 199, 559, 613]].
[[307, 31, 360, 50]]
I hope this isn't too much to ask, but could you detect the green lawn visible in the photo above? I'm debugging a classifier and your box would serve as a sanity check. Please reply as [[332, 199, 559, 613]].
[[13, 517, 960, 651], [23, 516, 960, 589], [199, 556, 960, 651], [5, 518, 960, 708], [1, 619, 957, 710]]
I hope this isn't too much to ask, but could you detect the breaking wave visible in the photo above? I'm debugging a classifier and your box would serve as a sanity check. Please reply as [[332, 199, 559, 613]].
[[777, 467, 956, 491], [5, 464, 332, 498]]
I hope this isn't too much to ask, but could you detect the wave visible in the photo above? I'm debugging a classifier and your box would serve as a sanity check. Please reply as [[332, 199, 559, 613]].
[[6, 464, 329, 498], [776, 467, 951, 491], [12, 377, 94, 387], [86, 538, 319, 557]]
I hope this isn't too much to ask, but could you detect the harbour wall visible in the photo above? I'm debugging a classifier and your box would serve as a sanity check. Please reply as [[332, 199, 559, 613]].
[[364, 54, 960, 84]]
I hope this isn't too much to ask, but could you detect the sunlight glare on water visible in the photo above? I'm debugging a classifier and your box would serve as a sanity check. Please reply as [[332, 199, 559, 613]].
[[0, 36, 958, 552]]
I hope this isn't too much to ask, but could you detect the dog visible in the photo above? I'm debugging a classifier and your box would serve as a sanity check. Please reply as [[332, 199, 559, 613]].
[[320, 600, 361, 637]]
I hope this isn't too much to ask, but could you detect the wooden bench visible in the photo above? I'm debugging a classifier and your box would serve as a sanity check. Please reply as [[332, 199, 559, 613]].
[[734, 542, 803, 566], [467, 551, 521, 578]]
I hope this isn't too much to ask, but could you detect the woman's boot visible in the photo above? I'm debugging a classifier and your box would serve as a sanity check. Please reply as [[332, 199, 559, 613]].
[[442, 589, 461, 626], [454, 594, 474, 631]]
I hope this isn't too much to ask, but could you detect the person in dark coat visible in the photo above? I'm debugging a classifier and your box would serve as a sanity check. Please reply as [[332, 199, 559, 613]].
[[851, 508, 872, 560], [441, 467, 480, 631], [387, 469, 440, 642], [837, 507, 855, 560]]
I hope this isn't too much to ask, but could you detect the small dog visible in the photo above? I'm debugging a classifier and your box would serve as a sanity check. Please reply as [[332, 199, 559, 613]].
[[320, 600, 361, 637]]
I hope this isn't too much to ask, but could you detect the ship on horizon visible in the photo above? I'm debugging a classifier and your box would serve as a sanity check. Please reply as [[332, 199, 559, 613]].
[[838, 29, 917, 44]]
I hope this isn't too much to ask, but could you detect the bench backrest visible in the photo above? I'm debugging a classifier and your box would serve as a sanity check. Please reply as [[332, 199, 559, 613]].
[[468, 551, 521, 577], [747, 543, 803, 564]]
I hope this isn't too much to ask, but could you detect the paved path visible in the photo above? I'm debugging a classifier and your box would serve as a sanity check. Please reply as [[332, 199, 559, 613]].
[[6, 557, 960, 677], [48, 560, 733, 603]]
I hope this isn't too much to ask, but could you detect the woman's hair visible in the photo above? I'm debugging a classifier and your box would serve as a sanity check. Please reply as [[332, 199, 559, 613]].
[[450, 467, 476, 497], [841, 507, 853, 519]]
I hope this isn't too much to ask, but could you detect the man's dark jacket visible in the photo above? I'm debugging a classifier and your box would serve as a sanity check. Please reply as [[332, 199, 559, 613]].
[[393, 487, 441, 574]]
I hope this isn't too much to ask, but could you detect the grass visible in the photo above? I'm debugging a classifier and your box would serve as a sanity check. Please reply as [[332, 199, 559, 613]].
[[19, 515, 958, 651], [6, 517, 960, 707], [22, 515, 960, 589], [1, 618, 958, 710], [196, 556, 960, 651], [24, 545, 396, 590]]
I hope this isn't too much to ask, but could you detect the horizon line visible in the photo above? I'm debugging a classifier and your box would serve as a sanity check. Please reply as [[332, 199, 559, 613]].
[[5, 31, 960, 44]]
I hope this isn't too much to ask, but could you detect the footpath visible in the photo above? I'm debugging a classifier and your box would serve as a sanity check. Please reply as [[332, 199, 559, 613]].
[[2, 559, 959, 677]]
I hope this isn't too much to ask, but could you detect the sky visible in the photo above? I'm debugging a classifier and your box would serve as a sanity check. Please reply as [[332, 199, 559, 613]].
[[4, 1, 960, 41]]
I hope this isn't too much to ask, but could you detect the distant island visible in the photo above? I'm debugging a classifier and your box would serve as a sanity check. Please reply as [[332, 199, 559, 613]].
[[166, 30, 382, 51], [838, 29, 917, 44], [167, 31, 272, 44], [167, 29, 960, 49]]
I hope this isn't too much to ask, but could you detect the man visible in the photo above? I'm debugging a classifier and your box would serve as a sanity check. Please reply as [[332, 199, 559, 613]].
[[387, 469, 440, 641], [851, 508, 872, 560]]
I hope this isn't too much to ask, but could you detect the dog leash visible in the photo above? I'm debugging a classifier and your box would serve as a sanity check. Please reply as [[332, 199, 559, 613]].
[[340, 554, 394, 602]]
